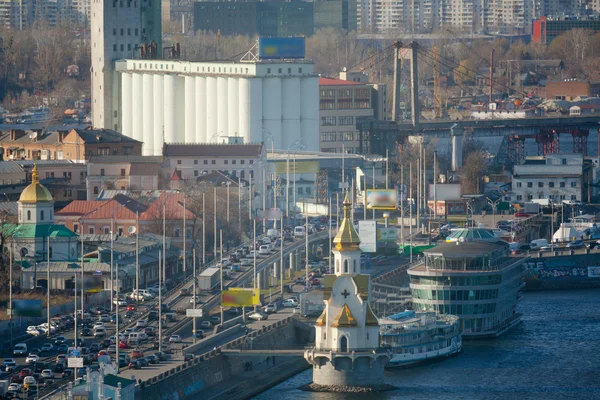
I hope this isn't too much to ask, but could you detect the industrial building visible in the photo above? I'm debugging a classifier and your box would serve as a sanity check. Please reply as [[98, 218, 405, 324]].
[[533, 16, 600, 45], [319, 71, 387, 154], [91, 0, 319, 155]]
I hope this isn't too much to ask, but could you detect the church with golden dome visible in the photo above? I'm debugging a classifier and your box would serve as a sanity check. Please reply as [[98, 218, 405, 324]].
[[12, 165, 78, 287], [304, 193, 390, 391]]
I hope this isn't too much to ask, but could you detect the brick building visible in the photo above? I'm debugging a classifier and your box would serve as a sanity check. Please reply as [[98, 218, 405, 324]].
[[0, 128, 143, 162], [545, 80, 600, 101]]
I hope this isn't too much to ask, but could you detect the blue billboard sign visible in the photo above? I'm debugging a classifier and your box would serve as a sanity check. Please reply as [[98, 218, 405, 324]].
[[258, 37, 306, 60]]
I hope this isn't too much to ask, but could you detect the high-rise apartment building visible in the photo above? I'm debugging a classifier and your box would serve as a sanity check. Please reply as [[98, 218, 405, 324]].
[[358, 0, 573, 34], [0, 0, 90, 29]]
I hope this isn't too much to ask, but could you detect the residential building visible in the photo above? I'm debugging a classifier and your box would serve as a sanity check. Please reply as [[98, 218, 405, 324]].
[[0, 0, 90, 29], [314, 0, 357, 31], [0, 128, 142, 162], [193, 0, 319, 36], [162, 142, 265, 186], [319, 74, 387, 154], [545, 80, 600, 101], [86, 155, 163, 199], [55, 191, 195, 257], [0, 160, 87, 205], [409, 234, 527, 338], [511, 154, 584, 203], [533, 16, 600, 45]]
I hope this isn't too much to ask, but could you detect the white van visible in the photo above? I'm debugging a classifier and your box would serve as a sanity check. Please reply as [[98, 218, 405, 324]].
[[508, 242, 520, 253], [132, 289, 154, 299], [128, 332, 148, 343], [13, 343, 27, 356], [259, 245, 270, 255], [294, 226, 306, 238], [530, 239, 549, 250], [267, 229, 279, 239]]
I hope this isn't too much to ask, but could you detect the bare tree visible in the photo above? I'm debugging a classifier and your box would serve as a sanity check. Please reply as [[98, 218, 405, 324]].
[[460, 151, 488, 194]]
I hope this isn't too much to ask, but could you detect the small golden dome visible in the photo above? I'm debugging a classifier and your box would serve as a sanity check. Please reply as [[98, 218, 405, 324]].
[[333, 192, 361, 251], [19, 164, 53, 203]]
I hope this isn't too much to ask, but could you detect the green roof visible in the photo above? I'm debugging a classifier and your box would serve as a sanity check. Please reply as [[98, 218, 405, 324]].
[[11, 224, 78, 239], [104, 374, 135, 388]]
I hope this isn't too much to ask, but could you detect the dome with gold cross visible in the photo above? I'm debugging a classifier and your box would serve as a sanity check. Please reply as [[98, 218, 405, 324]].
[[19, 165, 53, 203], [333, 192, 360, 251]]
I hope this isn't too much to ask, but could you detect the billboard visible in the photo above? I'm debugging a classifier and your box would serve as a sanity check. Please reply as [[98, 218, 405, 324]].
[[378, 226, 398, 243], [358, 221, 377, 252], [274, 161, 319, 174], [428, 183, 461, 201], [366, 189, 397, 210], [12, 300, 43, 317], [221, 288, 261, 307], [258, 37, 306, 59]]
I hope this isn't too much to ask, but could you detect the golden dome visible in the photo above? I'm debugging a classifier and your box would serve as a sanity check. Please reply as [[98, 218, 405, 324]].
[[333, 192, 361, 251], [19, 165, 53, 203]]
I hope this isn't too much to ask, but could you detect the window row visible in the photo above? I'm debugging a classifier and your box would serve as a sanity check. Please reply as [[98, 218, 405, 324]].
[[410, 275, 502, 286], [113, 27, 139, 36], [516, 194, 577, 201], [265, 67, 302, 74], [516, 181, 577, 188], [320, 132, 358, 142], [177, 159, 254, 165], [414, 302, 497, 315], [412, 288, 499, 301]]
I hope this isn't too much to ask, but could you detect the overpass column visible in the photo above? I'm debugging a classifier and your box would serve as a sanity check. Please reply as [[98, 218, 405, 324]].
[[289, 253, 295, 277], [451, 125, 464, 171]]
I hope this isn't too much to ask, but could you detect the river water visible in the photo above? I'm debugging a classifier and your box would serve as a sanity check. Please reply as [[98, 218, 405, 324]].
[[255, 289, 600, 400]]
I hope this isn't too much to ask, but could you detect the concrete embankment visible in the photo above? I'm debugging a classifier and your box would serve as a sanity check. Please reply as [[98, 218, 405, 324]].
[[135, 317, 314, 400]]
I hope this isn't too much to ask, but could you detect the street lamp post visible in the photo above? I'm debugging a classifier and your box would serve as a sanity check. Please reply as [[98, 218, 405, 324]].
[[115, 262, 120, 374], [192, 248, 197, 343], [158, 249, 162, 353], [486, 197, 502, 227], [220, 229, 224, 327], [46, 235, 50, 338], [383, 212, 390, 255]]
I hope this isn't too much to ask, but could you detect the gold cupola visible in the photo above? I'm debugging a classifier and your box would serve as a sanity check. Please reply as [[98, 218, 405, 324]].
[[19, 164, 53, 203], [333, 192, 361, 251]]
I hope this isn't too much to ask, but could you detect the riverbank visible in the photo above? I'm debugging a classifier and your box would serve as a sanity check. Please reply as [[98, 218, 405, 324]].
[[200, 356, 310, 400]]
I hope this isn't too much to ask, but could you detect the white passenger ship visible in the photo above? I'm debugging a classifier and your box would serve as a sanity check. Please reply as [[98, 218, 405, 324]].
[[379, 310, 462, 367]]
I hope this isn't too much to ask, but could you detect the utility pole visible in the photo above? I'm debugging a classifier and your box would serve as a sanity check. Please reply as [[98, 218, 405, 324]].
[[433, 151, 437, 220], [202, 192, 206, 267], [213, 186, 217, 263], [220, 230, 224, 327], [47, 235, 50, 338], [409, 163, 413, 263], [192, 248, 197, 343], [489, 49, 495, 105], [392, 41, 402, 122], [400, 164, 404, 249], [410, 42, 420, 134], [280, 215, 283, 298], [115, 262, 120, 374], [183, 195, 186, 275], [135, 211, 139, 301], [253, 219, 257, 311]]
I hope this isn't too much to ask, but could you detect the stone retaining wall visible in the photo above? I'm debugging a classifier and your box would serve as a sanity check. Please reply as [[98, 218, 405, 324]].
[[136, 317, 313, 400]]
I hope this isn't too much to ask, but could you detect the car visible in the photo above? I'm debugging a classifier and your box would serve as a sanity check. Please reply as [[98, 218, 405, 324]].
[[179, 288, 191, 296], [55, 354, 66, 364], [26, 326, 42, 336], [113, 298, 127, 307], [128, 360, 142, 369], [119, 340, 130, 349], [8, 383, 21, 392], [94, 328, 106, 338], [131, 350, 144, 359], [93, 322, 105, 330], [19, 368, 33, 378], [136, 357, 149, 367], [89, 343, 101, 352], [248, 311, 268, 321], [25, 354, 39, 364], [146, 354, 159, 364], [40, 369, 53, 379], [154, 352, 167, 361], [2, 358, 16, 368], [41, 343, 54, 352], [169, 334, 182, 343], [81, 327, 93, 336], [209, 316, 221, 324], [148, 310, 159, 321], [98, 314, 111, 323], [282, 298, 298, 307], [199, 320, 212, 329], [4, 361, 17, 372], [107, 345, 117, 353], [101, 339, 113, 348], [111, 314, 123, 323], [136, 319, 148, 328], [263, 303, 277, 314], [26, 383, 39, 395], [567, 240, 584, 249], [33, 361, 46, 373], [144, 326, 156, 336], [228, 307, 241, 315], [126, 304, 137, 311], [56, 344, 68, 353], [184, 353, 194, 362], [189, 295, 202, 304]]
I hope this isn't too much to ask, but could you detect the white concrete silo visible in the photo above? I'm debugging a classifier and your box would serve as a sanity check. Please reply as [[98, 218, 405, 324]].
[[184, 75, 196, 143], [142, 73, 154, 155], [262, 77, 282, 149], [153, 74, 164, 155], [282, 77, 301, 151], [195, 76, 207, 143]]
